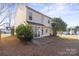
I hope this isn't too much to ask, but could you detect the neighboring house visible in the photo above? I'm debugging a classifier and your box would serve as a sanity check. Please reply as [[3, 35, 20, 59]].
[[66, 28, 75, 35], [0, 27, 11, 34], [14, 5, 53, 38], [69, 28, 75, 35], [66, 27, 79, 35], [0, 23, 11, 34], [75, 26, 79, 35]]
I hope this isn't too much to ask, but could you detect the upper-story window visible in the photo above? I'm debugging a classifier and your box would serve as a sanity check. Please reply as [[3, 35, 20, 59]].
[[28, 12, 32, 20], [48, 20, 50, 23], [41, 16, 44, 23]]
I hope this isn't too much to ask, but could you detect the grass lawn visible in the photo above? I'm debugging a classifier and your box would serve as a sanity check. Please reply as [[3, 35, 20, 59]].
[[1, 34, 11, 38], [0, 35, 79, 56], [58, 34, 79, 40]]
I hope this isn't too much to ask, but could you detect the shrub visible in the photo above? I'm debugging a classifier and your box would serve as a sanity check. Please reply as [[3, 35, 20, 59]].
[[16, 24, 33, 42]]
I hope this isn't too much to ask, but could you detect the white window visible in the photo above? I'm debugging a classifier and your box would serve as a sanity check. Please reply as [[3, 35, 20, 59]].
[[48, 20, 50, 23], [42, 27, 43, 35], [28, 12, 32, 20], [46, 29, 48, 33]]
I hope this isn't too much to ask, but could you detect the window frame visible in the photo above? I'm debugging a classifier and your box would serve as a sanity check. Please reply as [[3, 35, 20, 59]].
[[46, 29, 48, 33], [48, 20, 50, 23], [28, 11, 32, 20]]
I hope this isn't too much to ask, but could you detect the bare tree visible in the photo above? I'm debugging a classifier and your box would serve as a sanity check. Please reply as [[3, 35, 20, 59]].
[[0, 4, 14, 27]]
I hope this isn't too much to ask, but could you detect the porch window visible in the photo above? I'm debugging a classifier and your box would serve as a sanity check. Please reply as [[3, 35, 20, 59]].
[[46, 29, 48, 33], [34, 27, 37, 37], [42, 27, 43, 35]]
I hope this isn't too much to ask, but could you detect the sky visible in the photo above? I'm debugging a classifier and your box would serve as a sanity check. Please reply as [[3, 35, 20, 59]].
[[0, 3, 79, 28], [27, 3, 79, 28], [0, 4, 16, 28]]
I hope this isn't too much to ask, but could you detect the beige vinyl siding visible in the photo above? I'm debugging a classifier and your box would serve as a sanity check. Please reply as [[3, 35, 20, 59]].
[[26, 7, 52, 28], [15, 5, 27, 28], [27, 8, 43, 25], [14, 5, 53, 38]]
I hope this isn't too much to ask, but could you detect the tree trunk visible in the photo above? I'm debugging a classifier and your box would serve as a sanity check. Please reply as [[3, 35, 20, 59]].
[[53, 29, 57, 36], [0, 30, 1, 40], [11, 27, 14, 36]]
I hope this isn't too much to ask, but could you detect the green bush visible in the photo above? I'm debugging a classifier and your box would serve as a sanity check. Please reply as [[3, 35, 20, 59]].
[[16, 24, 33, 42]]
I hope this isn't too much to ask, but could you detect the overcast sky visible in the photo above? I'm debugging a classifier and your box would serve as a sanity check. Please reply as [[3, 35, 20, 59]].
[[27, 3, 79, 28]]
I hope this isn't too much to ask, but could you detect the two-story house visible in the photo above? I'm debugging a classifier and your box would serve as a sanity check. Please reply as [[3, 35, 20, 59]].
[[15, 5, 53, 38]]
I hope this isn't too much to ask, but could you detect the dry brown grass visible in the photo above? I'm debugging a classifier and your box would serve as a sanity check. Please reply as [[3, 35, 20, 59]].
[[58, 35, 79, 40], [0, 35, 79, 56]]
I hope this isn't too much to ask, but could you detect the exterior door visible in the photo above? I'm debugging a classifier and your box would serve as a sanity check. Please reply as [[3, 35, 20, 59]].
[[37, 27, 40, 37], [33, 26, 41, 38]]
